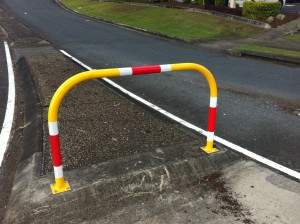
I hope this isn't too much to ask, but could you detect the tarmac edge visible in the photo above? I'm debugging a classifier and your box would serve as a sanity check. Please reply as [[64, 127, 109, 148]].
[[16, 56, 43, 162], [227, 48, 300, 65]]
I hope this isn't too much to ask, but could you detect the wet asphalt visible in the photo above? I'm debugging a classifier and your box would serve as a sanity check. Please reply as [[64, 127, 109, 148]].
[[1, 0, 300, 172], [0, 40, 7, 131], [282, 3, 300, 13]]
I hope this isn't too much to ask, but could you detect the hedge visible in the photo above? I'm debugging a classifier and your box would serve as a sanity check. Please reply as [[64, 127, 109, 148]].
[[204, 0, 215, 5], [214, 0, 225, 6], [243, 2, 281, 20]]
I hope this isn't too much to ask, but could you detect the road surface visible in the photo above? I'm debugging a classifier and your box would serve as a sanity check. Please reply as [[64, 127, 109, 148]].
[[2, 0, 300, 172], [0, 42, 7, 131]]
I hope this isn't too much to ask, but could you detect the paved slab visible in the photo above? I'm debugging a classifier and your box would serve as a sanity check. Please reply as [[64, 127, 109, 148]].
[[86, 161, 300, 224]]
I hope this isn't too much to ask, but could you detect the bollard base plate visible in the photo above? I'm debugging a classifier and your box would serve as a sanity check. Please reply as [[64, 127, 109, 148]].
[[201, 146, 219, 154], [50, 181, 71, 195]]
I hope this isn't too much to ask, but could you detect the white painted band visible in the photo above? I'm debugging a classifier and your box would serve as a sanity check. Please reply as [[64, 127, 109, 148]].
[[207, 131, 214, 141], [48, 122, 59, 136], [119, 67, 132, 76], [160, 64, 172, 72], [60, 50, 93, 70], [209, 97, 217, 108], [60, 50, 300, 180], [0, 42, 15, 167], [54, 165, 63, 178]]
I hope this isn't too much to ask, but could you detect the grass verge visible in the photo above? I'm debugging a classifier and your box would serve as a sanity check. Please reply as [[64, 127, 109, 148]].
[[60, 0, 262, 41], [233, 45, 300, 58], [284, 34, 300, 42]]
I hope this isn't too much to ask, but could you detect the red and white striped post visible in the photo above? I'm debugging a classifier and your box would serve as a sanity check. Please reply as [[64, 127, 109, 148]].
[[203, 96, 218, 153], [48, 121, 70, 194]]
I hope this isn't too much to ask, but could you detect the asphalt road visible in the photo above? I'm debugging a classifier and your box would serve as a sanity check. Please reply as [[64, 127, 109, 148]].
[[282, 3, 300, 13], [0, 41, 7, 132], [2, 0, 300, 172]]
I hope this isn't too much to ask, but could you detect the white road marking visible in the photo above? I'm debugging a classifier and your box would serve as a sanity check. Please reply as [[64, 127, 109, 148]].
[[0, 42, 15, 166], [60, 49, 300, 180]]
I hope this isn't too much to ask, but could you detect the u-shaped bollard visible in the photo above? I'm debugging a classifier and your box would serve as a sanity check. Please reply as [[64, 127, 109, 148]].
[[48, 63, 218, 194]]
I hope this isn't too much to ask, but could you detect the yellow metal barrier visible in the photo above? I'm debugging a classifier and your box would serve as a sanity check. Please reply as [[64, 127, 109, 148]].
[[48, 63, 218, 194]]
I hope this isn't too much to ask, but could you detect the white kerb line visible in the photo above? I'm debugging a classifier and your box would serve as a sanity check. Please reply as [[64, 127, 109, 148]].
[[0, 42, 15, 166], [60, 49, 300, 180]]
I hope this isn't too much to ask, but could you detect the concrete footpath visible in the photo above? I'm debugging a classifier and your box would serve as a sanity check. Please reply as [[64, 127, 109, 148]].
[[0, 3, 300, 224], [196, 17, 300, 65]]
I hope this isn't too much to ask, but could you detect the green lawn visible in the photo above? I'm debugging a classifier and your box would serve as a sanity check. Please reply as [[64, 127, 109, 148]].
[[61, 0, 262, 41], [234, 45, 300, 58], [284, 34, 300, 42]]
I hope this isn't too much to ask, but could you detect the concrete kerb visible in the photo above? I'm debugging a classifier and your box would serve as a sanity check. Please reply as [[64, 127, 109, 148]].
[[227, 48, 300, 65], [16, 57, 43, 163], [240, 50, 300, 65], [5, 140, 240, 223]]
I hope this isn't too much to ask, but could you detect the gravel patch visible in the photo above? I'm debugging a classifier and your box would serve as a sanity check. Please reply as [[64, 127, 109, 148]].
[[27, 53, 198, 173]]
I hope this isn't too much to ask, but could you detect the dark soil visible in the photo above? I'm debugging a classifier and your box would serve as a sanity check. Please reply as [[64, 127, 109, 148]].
[[203, 172, 254, 223], [186, 172, 255, 223], [269, 13, 300, 27], [159, 2, 300, 28]]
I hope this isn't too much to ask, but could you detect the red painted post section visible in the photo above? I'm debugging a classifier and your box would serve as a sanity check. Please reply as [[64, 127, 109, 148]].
[[207, 107, 217, 132], [132, 65, 161, 75], [50, 135, 63, 167]]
